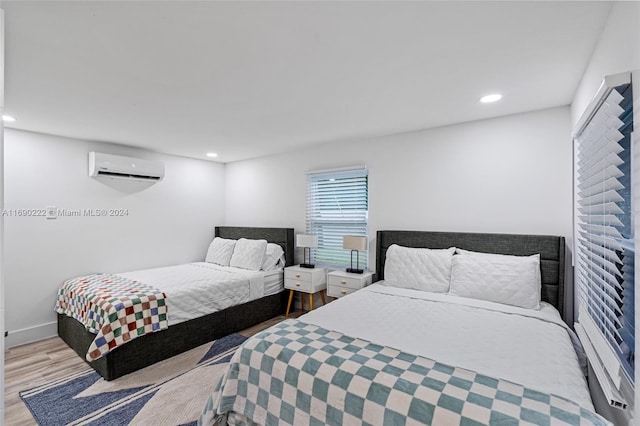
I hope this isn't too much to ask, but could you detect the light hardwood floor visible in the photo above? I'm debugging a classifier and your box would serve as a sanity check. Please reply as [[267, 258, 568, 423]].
[[4, 313, 299, 425]]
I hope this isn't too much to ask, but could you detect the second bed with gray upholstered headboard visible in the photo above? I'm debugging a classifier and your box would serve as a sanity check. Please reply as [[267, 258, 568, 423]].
[[57, 226, 294, 380]]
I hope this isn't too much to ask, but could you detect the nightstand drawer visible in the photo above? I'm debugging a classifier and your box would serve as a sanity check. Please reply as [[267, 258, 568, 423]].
[[327, 274, 364, 290], [284, 277, 312, 292], [326, 270, 374, 298], [284, 266, 326, 292], [327, 284, 358, 298], [285, 268, 312, 282]]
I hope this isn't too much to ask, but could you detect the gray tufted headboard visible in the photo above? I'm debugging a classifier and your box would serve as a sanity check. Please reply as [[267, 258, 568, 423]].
[[215, 226, 295, 267], [376, 230, 566, 321]]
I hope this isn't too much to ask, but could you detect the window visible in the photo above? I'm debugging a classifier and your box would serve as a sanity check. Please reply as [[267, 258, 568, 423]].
[[574, 73, 634, 404], [306, 167, 368, 269]]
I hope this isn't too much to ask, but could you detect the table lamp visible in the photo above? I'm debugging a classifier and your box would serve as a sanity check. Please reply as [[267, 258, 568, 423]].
[[297, 234, 318, 269], [343, 235, 367, 274]]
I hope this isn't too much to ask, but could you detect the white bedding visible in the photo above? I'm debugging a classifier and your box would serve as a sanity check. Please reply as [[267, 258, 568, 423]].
[[301, 282, 594, 410], [263, 270, 285, 296], [117, 262, 283, 325]]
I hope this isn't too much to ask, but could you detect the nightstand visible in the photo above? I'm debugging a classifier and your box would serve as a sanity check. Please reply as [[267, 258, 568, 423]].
[[284, 265, 327, 317], [327, 270, 374, 298]]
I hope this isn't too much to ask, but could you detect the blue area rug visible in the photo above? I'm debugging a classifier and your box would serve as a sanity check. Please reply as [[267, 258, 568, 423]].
[[20, 333, 247, 425]]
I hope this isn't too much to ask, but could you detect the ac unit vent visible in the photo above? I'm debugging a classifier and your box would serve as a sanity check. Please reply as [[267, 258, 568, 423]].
[[89, 152, 164, 182]]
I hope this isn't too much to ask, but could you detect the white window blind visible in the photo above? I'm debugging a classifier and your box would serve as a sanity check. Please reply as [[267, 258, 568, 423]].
[[574, 75, 634, 393], [306, 167, 368, 269]]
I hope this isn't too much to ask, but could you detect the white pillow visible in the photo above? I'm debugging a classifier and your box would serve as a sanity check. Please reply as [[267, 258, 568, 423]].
[[205, 237, 236, 266], [229, 238, 268, 271], [450, 250, 541, 309], [262, 243, 285, 271], [383, 244, 456, 293]]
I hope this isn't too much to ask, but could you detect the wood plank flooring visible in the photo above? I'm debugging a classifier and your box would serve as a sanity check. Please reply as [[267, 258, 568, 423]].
[[4, 313, 300, 425]]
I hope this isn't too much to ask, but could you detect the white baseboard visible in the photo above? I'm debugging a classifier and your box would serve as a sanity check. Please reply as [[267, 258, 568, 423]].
[[5, 321, 57, 348]]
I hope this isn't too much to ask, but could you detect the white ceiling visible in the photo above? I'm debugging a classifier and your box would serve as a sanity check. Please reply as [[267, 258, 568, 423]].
[[3, 1, 612, 163]]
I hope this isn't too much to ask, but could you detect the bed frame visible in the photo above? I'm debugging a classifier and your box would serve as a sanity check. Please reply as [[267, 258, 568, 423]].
[[376, 230, 567, 322], [57, 226, 295, 380]]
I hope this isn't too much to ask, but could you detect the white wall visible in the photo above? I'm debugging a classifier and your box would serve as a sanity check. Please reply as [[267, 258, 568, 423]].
[[226, 106, 572, 272], [570, 3, 640, 425], [3, 129, 226, 346], [571, 2, 640, 127]]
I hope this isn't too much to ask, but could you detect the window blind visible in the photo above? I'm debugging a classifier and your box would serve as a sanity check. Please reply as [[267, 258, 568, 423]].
[[306, 167, 368, 269], [574, 78, 634, 391]]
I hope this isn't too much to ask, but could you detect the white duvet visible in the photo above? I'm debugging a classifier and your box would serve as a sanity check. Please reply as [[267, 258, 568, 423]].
[[301, 282, 594, 411], [117, 262, 267, 325]]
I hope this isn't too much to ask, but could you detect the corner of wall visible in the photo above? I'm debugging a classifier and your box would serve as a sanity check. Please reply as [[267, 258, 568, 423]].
[[571, 1, 640, 127]]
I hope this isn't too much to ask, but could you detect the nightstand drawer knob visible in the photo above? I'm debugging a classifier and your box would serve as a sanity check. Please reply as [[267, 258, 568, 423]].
[[341, 290, 347, 295], [295, 274, 300, 278], [340, 280, 347, 285], [296, 283, 300, 287]]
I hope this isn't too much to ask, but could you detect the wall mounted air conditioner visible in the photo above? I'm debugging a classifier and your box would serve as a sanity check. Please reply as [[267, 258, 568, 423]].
[[89, 152, 164, 182]]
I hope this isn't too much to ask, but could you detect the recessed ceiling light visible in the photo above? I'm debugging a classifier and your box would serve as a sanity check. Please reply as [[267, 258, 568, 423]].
[[2, 115, 16, 122], [479, 94, 502, 103], [206, 152, 218, 158]]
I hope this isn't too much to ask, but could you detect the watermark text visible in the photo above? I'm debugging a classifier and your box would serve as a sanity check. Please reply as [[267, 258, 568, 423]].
[[2, 207, 129, 219]]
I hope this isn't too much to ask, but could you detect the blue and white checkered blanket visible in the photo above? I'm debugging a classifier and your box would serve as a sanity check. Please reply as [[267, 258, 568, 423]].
[[199, 320, 610, 426]]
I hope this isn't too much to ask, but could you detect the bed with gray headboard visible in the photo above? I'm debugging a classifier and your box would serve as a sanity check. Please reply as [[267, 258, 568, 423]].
[[198, 229, 606, 426], [376, 229, 567, 321], [57, 226, 294, 380]]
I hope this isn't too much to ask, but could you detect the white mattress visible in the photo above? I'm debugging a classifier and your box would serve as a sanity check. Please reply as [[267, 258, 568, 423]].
[[301, 282, 594, 411], [117, 262, 283, 325]]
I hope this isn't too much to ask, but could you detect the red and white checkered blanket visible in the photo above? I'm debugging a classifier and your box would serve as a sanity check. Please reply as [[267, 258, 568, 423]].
[[55, 273, 168, 361]]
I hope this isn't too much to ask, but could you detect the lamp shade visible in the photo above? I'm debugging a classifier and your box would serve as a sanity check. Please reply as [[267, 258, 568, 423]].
[[343, 235, 367, 251], [296, 234, 318, 248]]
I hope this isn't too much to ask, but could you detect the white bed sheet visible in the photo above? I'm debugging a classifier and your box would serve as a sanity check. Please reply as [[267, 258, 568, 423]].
[[301, 282, 594, 411], [263, 270, 284, 296], [118, 262, 282, 325]]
